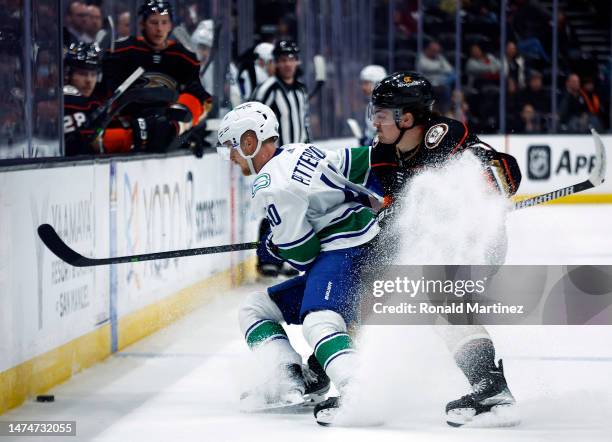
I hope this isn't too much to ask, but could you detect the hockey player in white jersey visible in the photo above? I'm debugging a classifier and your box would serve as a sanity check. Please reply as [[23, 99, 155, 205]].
[[217, 102, 379, 425]]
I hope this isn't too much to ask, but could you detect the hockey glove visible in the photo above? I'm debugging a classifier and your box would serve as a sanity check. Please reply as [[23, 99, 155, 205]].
[[265, 233, 282, 261], [132, 114, 179, 153]]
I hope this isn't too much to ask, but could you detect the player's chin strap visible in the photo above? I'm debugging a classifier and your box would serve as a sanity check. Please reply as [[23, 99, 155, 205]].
[[237, 139, 264, 175]]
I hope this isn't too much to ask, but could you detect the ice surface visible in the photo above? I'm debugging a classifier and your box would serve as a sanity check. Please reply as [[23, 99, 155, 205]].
[[3, 203, 612, 441]]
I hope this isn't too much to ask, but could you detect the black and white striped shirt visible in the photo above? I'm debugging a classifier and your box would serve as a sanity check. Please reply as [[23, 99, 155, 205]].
[[251, 75, 310, 146]]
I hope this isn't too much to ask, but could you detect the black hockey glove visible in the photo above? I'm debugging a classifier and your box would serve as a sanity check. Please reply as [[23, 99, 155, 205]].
[[132, 114, 178, 153], [264, 233, 282, 261]]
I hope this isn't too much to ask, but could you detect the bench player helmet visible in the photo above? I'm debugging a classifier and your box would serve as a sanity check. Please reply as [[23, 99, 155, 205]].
[[370, 71, 434, 127], [217, 102, 279, 175], [64, 42, 102, 72], [273, 40, 300, 60], [138, 0, 173, 20], [360, 65, 387, 84]]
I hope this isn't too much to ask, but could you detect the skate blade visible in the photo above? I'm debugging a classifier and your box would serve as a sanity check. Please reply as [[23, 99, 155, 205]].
[[240, 397, 309, 414], [303, 383, 330, 407], [316, 408, 384, 427], [447, 404, 521, 428]]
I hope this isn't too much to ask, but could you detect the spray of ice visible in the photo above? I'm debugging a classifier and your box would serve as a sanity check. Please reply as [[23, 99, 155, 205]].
[[393, 152, 511, 265], [335, 152, 512, 426]]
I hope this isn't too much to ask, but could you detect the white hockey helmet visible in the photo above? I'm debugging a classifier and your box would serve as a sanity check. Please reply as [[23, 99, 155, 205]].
[[254, 42, 274, 62], [191, 19, 214, 47], [217, 101, 279, 175], [360, 65, 387, 84]]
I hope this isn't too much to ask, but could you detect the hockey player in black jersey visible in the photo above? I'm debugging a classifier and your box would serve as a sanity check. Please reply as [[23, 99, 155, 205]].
[[368, 72, 520, 226], [102, 1, 212, 135], [63, 42, 148, 155], [323, 72, 521, 428]]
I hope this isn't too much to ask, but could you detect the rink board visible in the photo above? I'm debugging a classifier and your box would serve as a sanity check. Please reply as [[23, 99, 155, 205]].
[[0, 153, 258, 414]]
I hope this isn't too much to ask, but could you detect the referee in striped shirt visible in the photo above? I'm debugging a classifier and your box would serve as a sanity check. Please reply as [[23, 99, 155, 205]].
[[251, 40, 310, 146], [251, 40, 310, 277]]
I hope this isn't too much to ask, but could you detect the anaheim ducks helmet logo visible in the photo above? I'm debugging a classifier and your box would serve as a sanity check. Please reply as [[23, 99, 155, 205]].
[[424, 123, 449, 149], [403, 75, 412, 83]]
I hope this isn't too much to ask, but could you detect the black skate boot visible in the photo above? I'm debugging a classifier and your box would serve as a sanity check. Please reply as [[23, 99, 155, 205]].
[[302, 354, 330, 405], [446, 359, 519, 427], [314, 396, 341, 426]]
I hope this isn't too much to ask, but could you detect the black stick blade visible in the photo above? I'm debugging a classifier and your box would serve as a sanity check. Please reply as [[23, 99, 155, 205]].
[[37, 224, 90, 267], [38, 223, 259, 267]]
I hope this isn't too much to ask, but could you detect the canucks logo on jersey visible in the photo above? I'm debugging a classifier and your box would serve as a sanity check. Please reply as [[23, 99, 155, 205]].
[[252, 173, 271, 197]]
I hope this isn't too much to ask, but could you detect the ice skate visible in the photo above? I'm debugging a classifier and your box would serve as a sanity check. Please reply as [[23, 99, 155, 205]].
[[302, 354, 331, 405], [314, 396, 341, 426], [446, 359, 520, 427], [240, 364, 306, 413]]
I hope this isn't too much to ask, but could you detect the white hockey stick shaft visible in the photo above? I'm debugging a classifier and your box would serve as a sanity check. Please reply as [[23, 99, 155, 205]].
[[513, 128, 606, 210]]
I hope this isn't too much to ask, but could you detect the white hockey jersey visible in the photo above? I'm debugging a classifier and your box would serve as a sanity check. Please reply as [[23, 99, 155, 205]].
[[252, 143, 379, 270]]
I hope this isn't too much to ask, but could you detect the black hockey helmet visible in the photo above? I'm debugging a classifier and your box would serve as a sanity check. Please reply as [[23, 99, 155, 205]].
[[273, 40, 300, 60], [371, 71, 434, 123], [64, 42, 102, 71], [138, 0, 173, 20]]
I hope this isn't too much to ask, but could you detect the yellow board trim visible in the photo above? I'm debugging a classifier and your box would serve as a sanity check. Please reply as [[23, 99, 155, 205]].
[[0, 256, 256, 415], [0, 324, 110, 414], [117, 257, 256, 350], [513, 194, 612, 205]]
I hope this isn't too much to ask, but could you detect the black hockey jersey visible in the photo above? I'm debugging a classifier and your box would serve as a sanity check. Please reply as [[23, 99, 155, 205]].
[[102, 36, 210, 104], [370, 115, 521, 203], [64, 86, 138, 156], [63, 86, 103, 156]]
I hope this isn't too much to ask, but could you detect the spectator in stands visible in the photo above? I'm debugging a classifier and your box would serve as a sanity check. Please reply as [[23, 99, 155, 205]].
[[580, 77, 604, 131], [518, 104, 542, 133], [83, 4, 104, 43], [518, 70, 550, 116], [503, 41, 525, 89], [63, 1, 89, 46], [506, 78, 522, 132], [416, 40, 454, 113], [510, 0, 551, 62], [117, 11, 131, 40], [557, 10, 579, 61], [559, 73, 589, 133], [445, 89, 471, 125], [465, 43, 501, 89]]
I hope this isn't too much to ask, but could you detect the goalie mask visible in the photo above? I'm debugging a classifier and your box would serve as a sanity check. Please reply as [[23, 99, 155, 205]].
[[217, 102, 279, 175]]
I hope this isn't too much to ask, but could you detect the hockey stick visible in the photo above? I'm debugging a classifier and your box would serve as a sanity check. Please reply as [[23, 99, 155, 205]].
[[37, 223, 257, 267], [89, 66, 145, 134], [106, 15, 115, 53], [513, 128, 606, 210]]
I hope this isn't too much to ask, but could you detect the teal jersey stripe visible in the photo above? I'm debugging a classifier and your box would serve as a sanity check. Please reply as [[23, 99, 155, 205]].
[[348, 146, 371, 184], [314, 333, 354, 370], [278, 233, 321, 264], [317, 207, 376, 241], [246, 320, 288, 348]]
